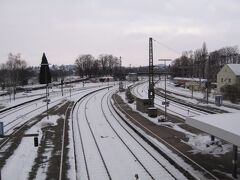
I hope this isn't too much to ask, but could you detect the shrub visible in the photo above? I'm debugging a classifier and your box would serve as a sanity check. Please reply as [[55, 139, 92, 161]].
[[221, 85, 240, 103]]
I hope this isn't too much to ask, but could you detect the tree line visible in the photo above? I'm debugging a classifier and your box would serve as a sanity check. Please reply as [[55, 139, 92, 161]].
[[171, 43, 240, 82], [75, 54, 123, 78], [0, 53, 34, 89], [0, 53, 75, 91], [0, 52, 126, 92]]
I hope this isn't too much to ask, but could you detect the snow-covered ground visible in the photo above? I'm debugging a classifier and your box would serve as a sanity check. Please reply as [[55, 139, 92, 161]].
[[1, 79, 239, 180], [125, 83, 239, 158], [72, 87, 187, 179], [0, 81, 113, 180]]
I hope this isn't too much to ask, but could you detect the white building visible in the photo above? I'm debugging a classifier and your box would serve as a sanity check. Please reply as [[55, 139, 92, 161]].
[[217, 64, 240, 92]]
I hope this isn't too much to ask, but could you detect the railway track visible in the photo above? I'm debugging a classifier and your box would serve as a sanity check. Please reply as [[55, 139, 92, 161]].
[[72, 87, 186, 179], [0, 85, 109, 135], [0, 85, 111, 179], [131, 82, 221, 119], [58, 101, 74, 180], [105, 92, 181, 179], [112, 93, 220, 180], [0, 85, 109, 149], [72, 88, 113, 180]]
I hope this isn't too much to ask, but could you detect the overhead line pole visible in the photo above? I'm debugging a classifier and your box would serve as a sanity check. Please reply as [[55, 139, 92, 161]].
[[158, 59, 171, 121], [148, 37, 155, 107]]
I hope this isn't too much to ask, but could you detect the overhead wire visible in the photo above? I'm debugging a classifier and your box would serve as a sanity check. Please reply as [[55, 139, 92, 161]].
[[152, 38, 181, 55]]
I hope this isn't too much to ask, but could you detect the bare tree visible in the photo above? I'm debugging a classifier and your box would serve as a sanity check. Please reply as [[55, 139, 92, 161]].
[[75, 54, 94, 77], [2, 53, 28, 99], [98, 54, 119, 76], [171, 43, 239, 83]]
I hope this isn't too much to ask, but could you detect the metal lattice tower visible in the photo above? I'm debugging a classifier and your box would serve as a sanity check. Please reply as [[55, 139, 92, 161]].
[[148, 37, 155, 107]]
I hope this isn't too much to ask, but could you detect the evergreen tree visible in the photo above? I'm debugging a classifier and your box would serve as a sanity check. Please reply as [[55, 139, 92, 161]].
[[39, 53, 51, 84]]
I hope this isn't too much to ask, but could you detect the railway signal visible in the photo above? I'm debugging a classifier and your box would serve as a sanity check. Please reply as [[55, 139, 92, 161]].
[[0, 122, 4, 137], [34, 136, 38, 147], [162, 101, 169, 107], [61, 79, 64, 96]]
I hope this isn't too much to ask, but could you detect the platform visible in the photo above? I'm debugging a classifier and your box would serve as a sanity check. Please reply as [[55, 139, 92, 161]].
[[186, 113, 240, 147], [186, 113, 240, 178]]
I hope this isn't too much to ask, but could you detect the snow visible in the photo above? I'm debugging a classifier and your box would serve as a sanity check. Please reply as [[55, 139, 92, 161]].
[[1, 126, 41, 180], [67, 113, 77, 180], [125, 95, 232, 156], [131, 80, 240, 148], [72, 88, 185, 179], [1, 114, 64, 180], [131, 81, 210, 120], [173, 77, 207, 82], [0, 82, 111, 180], [1, 78, 240, 179], [185, 134, 232, 157], [158, 80, 240, 110], [186, 113, 240, 147], [114, 94, 204, 179], [39, 115, 60, 127], [227, 64, 240, 75]]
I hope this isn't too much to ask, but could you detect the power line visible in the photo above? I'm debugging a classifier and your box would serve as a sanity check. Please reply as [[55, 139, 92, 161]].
[[152, 38, 181, 55]]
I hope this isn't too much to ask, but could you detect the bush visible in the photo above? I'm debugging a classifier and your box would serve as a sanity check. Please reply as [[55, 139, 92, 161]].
[[221, 85, 240, 103]]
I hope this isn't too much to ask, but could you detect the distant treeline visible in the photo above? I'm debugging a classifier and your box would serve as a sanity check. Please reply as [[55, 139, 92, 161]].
[[75, 54, 131, 79], [171, 42, 240, 82]]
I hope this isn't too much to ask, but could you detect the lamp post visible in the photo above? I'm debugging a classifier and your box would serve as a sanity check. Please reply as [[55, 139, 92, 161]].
[[158, 59, 171, 121]]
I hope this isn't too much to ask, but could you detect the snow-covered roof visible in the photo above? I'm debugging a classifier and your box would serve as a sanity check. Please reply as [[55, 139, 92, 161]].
[[227, 64, 240, 76], [173, 77, 207, 82], [186, 113, 240, 146]]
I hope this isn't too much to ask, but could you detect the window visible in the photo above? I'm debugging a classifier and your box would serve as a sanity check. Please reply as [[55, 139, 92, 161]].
[[229, 79, 231, 83], [221, 78, 223, 82]]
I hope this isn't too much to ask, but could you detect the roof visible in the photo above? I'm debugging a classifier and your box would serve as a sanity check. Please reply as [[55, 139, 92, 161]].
[[186, 113, 240, 146], [173, 77, 207, 82], [227, 64, 240, 76]]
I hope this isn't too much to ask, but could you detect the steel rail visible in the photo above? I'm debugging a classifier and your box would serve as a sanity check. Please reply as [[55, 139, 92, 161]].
[[58, 102, 73, 180], [103, 90, 178, 179], [71, 87, 112, 180], [112, 94, 220, 180], [83, 93, 112, 179]]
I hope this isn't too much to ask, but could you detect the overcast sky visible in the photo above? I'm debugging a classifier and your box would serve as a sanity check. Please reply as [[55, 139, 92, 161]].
[[0, 0, 240, 67]]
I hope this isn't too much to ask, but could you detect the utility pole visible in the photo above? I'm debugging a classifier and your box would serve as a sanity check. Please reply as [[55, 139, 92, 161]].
[[120, 56, 122, 80], [205, 55, 210, 104], [61, 79, 64, 96], [158, 59, 171, 121], [148, 37, 155, 107]]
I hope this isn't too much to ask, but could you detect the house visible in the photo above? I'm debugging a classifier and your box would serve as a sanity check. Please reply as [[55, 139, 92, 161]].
[[173, 77, 207, 91], [98, 76, 114, 82], [217, 64, 240, 92], [126, 73, 138, 81]]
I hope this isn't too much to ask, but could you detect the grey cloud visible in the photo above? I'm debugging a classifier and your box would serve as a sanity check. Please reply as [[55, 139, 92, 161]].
[[0, 0, 240, 66]]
